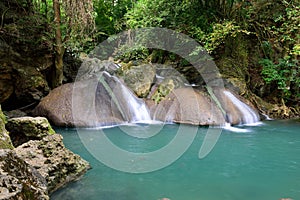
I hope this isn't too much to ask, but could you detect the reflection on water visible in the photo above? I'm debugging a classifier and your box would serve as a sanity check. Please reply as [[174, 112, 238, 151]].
[[52, 120, 300, 200]]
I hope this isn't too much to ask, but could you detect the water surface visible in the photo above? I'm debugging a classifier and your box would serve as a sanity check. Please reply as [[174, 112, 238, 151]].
[[51, 120, 300, 200]]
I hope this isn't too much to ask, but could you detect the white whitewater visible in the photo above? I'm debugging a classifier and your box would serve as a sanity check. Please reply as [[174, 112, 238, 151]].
[[223, 123, 251, 133], [224, 91, 260, 125]]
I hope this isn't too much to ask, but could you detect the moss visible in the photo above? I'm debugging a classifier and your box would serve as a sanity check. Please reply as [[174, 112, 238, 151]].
[[0, 105, 7, 124], [0, 105, 14, 149], [151, 79, 175, 104], [48, 124, 55, 135], [216, 34, 250, 81]]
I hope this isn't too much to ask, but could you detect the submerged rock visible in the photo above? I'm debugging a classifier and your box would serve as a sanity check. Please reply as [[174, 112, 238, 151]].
[[0, 149, 49, 200], [6, 117, 55, 147], [15, 134, 90, 194]]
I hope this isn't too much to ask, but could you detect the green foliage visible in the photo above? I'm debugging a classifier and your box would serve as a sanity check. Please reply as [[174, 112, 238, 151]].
[[201, 21, 250, 53], [270, 1, 300, 58], [115, 46, 149, 62], [260, 57, 300, 99], [126, 0, 180, 29], [94, 0, 134, 40], [124, 0, 250, 54]]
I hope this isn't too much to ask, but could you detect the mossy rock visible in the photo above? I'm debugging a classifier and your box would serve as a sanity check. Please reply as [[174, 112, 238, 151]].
[[6, 117, 55, 147], [122, 64, 156, 98], [0, 149, 49, 199], [216, 34, 250, 81], [151, 77, 185, 104]]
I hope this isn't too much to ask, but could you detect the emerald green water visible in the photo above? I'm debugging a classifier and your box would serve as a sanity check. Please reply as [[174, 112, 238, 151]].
[[51, 120, 300, 200]]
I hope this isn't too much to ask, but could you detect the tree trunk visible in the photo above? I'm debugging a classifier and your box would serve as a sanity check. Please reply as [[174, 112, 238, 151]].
[[52, 0, 64, 88]]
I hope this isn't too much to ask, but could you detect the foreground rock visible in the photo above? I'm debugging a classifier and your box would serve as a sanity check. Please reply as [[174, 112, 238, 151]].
[[6, 117, 55, 147], [15, 134, 90, 193], [0, 149, 49, 200], [0, 115, 90, 199]]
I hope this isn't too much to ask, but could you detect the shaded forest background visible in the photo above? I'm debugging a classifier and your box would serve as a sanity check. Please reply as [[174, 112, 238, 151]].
[[0, 0, 299, 117]]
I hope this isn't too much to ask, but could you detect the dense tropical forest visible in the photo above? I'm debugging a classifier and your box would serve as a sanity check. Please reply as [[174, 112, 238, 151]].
[[0, 0, 299, 118]]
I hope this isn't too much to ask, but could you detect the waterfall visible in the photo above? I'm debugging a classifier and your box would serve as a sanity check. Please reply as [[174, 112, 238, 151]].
[[223, 91, 260, 124], [101, 72, 151, 123], [119, 84, 152, 122]]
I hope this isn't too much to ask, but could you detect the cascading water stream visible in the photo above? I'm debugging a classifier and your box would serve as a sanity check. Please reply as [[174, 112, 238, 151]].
[[101, 71, 151, 123], [119, 84, 152, 122], [223, 91, 260, 125]]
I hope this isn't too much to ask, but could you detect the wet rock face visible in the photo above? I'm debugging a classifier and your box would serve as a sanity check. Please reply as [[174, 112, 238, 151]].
[[0, 63, 14, 104], [123, 64, 156, 98], [0, 149, 49, 200], [0, 43, 50, 107], [6, 117, 55, 147]]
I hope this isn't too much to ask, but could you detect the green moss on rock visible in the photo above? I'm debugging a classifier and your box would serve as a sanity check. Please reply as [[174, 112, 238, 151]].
[[6, 117, 55, 147], [122, 64, 156, 98], [0, 105, 14, 149]]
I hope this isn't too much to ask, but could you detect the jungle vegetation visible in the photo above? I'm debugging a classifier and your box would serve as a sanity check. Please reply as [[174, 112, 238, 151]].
[[1, 0, 299, 107]]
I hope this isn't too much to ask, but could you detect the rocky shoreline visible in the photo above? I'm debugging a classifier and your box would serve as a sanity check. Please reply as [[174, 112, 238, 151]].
[[0, 106, 90, 200]]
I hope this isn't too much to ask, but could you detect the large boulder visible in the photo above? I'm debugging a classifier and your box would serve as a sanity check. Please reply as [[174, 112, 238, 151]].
[[152, 88, 226, 125], [122, 64, 156, 98], [151, 87, 260, 126], [0, 105, 13, 149], [0, 149, 49, 200], [6, 117, 55, 147], [32, 75, 133, 127], [31, 83, 76, 127], [15, 134, 90, 193]]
